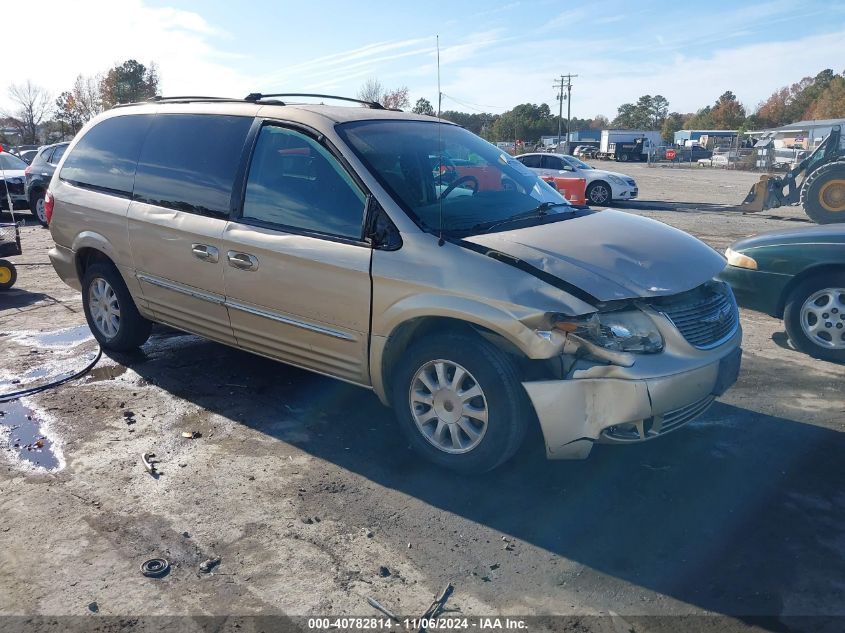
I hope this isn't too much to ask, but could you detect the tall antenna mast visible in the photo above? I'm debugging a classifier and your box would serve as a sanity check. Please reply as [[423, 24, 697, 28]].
[[437, 35, 445, 246]]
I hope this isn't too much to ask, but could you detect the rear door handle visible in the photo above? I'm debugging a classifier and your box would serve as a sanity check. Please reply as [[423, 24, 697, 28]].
[[227, 251, 259, 271], [191, 243, 219, 263]]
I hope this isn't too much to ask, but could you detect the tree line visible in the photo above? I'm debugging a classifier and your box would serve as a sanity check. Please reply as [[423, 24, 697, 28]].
[[4, 66, 842, 148], [1, 60, 159, 145], [408, 67, 845, 144]]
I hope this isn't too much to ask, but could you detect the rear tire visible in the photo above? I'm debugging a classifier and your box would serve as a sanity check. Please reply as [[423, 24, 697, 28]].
[[802, 161, 845, 224], [29, 191, 48, 227], [0, 259, 17, 290], [619, 153, 629, 162], [391, 333, 531, 472], [81, 262, 152, 351], [783, 273, 845, 363]]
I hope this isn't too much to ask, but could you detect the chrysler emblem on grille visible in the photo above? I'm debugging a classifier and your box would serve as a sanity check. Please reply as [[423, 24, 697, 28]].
[[702, 302, 732, 325]]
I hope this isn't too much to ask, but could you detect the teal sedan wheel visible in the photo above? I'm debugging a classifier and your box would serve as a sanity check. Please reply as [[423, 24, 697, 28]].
[[784, 273, 845, 363]]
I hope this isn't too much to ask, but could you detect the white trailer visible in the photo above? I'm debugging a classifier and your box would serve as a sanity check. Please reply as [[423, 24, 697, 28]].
[[599, 130, 664, 160]]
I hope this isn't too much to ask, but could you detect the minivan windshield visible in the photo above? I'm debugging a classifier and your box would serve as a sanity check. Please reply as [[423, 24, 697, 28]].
[[337, 120, 571, 234]]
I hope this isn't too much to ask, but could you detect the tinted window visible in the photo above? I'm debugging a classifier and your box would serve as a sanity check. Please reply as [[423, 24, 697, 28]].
[[519, 154, 541, 168], [37, 147, 54, 165], [60, 115, 151, 196], [50, 144, 67, 165], [133, 114, 252, 217], [541, 155, 564, 170], [242, 126, 366, 239]]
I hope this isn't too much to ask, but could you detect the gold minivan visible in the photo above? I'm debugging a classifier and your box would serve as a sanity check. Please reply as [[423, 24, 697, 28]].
[[47, 95, 742, 471]]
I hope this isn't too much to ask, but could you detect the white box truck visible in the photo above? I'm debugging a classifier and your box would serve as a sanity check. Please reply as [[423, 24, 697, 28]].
[[598, 130, 664, 161]]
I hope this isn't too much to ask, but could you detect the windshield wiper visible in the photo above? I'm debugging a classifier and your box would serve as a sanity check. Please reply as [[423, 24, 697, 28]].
[[471, 202, 572, 234]]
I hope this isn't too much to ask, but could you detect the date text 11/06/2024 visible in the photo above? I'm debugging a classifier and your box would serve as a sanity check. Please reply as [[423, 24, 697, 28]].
[[307, 617, 528, 630]]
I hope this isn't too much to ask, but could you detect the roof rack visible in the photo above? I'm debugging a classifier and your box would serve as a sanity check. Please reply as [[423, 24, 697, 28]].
[[244, 93, 385, 109], [111, 95, 249, 109], [110, 93, 391, 110]]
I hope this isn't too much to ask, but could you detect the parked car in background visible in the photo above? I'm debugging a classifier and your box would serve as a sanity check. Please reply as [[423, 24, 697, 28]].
[[16, 149, 40, 164], [25, 142, 69, 226], [0, 151, 30, 213], [46, 97, 740, 471], [719, 225, 845, 362], [677, 145, 712, 161], [515, 152, 638, 205]]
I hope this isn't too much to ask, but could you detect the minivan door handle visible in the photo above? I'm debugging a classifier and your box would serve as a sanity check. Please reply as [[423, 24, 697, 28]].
[[227, 251, 259, 271], [191, 243, 219, 263]]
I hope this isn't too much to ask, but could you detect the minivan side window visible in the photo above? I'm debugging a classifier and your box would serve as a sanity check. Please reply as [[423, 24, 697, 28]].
[[133, 114, 252, 217], [60, 115, 152, 197], [241, 125, 366, 240]]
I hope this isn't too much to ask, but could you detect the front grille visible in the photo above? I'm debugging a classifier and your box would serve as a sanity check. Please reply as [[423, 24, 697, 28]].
[[602, 395, 715, 442], [625, 178, 636, 186], [656, 282, 739, 349]]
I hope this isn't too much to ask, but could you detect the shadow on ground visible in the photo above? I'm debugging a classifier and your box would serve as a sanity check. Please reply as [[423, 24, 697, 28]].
[[116, 329, 845, 621], [0, 288, 55, 310]]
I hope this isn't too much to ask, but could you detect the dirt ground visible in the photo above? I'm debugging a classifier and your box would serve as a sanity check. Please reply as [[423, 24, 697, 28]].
[[1, 165, 843, 633]]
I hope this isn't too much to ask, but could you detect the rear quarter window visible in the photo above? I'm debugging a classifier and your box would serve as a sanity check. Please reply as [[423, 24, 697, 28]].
[[59, 115, 152, 197], [133, 114, 253, 217]]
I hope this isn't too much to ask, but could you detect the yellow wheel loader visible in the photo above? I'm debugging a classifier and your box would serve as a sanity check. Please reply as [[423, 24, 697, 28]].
[[742, 125, 845, 224]]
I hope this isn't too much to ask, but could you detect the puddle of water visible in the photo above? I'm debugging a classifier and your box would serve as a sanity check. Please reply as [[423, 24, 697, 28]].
[[33, 325, 93, 348], [0, 400, 59, 470], [85, 364, 128, 382]]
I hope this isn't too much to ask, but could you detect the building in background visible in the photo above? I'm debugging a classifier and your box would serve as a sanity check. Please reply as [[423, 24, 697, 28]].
[[674, 129, 738, 148], [746, 118, 845, 150]]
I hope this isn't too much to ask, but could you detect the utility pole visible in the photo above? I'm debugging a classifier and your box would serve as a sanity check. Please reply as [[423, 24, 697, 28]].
[[553, 74, 578, 153]]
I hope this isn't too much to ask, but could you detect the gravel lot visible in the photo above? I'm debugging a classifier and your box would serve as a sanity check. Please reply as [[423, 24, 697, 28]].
[[1, 164, 843, 633]]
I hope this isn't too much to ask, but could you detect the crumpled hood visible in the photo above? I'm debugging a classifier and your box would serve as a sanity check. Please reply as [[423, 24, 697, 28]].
[[465, 209, 726, 303]]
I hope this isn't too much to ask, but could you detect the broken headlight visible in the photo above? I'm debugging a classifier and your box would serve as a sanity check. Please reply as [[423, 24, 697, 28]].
[[554, 310, 663, 353]]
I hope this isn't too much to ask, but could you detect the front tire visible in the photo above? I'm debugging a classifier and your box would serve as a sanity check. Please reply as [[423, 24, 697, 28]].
[[29, 191, 48, 227], [81, 262, 152, 351], [586, 181, 612, 206], [783, 273, 845, 363], [391, 333, 531, 472]]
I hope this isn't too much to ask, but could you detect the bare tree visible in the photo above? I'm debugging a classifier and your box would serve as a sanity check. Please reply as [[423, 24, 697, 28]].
[[357, 77, 384, 104], [73, 74, 104, 122], [356, 78, 409, 110], [5, 81, 52, 144]]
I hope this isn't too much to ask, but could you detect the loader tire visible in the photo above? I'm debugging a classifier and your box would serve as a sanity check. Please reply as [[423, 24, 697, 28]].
[[802, 161, 845, 224]]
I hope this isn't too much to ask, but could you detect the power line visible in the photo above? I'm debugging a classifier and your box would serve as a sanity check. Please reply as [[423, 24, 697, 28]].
[[440, 93, 507, 112], [553, 74, 578, 152]]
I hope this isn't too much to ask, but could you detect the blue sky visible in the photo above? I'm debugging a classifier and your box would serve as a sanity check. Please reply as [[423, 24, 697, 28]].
[[6, 0, 845, 118]]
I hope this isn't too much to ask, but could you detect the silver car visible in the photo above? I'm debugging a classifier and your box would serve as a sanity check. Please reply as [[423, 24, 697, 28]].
[[46, 95, 741, 472]]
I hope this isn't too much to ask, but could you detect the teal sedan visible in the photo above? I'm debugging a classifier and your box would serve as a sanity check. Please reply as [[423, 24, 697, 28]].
[[719, 225, 845, 362]]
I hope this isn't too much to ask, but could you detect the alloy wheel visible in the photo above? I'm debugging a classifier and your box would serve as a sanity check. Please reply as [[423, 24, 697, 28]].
[[409, 359, 489, 454], [35, 197, 47, 223], [800, 287, 845, 349], [88, 277, 121, 339]]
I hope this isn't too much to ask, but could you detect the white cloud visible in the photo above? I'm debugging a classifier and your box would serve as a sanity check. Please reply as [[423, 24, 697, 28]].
[[429, 28, 845, 118], [0, 0, 250, 111]]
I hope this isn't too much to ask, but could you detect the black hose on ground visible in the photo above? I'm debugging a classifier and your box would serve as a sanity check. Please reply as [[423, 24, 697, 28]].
[[0, 346, 103, 403]]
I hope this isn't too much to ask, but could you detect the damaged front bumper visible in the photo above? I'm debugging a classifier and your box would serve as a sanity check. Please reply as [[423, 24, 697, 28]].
[[523, 345, 742, 459]]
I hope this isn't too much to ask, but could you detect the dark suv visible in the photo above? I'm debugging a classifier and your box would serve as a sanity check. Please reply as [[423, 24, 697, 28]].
[[25, 142, 69, 226]]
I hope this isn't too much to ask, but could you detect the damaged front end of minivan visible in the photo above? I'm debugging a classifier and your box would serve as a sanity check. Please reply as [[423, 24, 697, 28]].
[[465, 211, 743, 460]]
